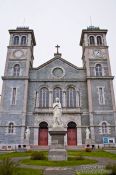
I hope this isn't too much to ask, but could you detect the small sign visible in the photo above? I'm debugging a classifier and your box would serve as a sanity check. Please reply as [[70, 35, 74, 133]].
[[108, 138, 115, 144], [103, 137, 109, 144]]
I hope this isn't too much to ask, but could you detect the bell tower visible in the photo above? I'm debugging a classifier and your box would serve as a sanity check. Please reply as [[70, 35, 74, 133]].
[[0, 27, 36, 146], [80, 26, 116, 144]]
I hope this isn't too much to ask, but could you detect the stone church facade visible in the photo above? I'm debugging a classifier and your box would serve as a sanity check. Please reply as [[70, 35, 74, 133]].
[[0, 26, 116, 149]]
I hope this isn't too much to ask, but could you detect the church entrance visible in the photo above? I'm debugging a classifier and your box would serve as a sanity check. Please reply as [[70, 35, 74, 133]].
[[67, 122, 77, 146], [38, 122, 48, 146]]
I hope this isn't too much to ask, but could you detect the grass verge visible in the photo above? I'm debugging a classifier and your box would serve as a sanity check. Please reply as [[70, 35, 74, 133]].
[[21, 158, 97, 167], [68, 150, 116, 160]]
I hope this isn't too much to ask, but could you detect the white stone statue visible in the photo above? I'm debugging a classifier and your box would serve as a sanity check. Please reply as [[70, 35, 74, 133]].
[[86, 127, 90, 140], [53, 97, 63, 127], [25, 126, 30, 140]]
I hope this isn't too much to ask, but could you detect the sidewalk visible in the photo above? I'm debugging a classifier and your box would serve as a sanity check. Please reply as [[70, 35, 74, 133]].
[[44, 168, 75, 175]]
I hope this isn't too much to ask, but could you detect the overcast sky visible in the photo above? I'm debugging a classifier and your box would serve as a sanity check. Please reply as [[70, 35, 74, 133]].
[[0, 0, 116, 97]]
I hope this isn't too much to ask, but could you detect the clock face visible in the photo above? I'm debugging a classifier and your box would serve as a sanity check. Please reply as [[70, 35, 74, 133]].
[[94, 50, 101, 57], [13, 50, 24, 58]]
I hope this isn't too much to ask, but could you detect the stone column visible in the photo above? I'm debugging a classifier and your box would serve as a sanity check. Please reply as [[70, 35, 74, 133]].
[[63, 91, 66, 107], [64, 128, 67, 146], [49, 90, 53, 107], [89, 113, 95, 144], [77, 115, 82, 145], [77, 127, 82, 145], [34, 127, 38, 145], [35, 92, 39, 108], [20, 126, 25, 145], [48, 131, 51, 146], [76, 91, 79, 107]]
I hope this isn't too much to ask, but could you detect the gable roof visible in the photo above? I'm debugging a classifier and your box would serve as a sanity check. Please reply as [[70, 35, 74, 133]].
[[32, 55, 84, 70]]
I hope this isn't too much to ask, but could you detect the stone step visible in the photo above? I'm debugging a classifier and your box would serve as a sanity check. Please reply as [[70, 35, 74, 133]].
[[44, 168, 75, 175], [30, 145, 49, 150]]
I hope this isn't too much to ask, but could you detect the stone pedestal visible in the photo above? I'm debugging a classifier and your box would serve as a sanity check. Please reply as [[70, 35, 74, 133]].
[[85, 139, 92, 146], [48, 127, 67, 161]]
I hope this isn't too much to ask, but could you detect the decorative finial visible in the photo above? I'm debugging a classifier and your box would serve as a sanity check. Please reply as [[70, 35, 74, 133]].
[[90, 16, 92, 26], [55, 45, 60, 54]]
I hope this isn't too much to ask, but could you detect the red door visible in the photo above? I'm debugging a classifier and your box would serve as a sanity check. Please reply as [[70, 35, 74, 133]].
[[67, 128, 77, 145], [38, 128, 48, 145]]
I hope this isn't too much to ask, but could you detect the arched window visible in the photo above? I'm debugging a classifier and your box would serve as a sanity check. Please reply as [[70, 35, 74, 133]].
[[39, 122, 48, 128], [99, 121, 110, 135], [21, 36, 27, 45], [13, 36, 19, 45], [11, 88, 17, 105], [13, 64, 20, 76], [102, 122, 107, 134], [98, 87, 105, 105], [53, 87, 62, 104], [89, 36, 95, 45], [39, 87, 49, 108], [67, 87, 76, 108], [95, 64, 102, 76], [8, 122, 14, 133], [67, 121, 76, 128], [97, 36, 102, 45]]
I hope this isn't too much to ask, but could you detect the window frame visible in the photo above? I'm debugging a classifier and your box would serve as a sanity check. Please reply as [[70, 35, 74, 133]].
[[99, 121, 111, 135], [97, 86, 105, 105], [67, 87, 76, 108], [13, 35, 19, 45], [53, 87, 62, 105], [89, 35, 95, 45], [13, 64, 20, 76], [11, 88, 17, 105], [21, 35, 27, 45], [8, 122, 15, 134], [39, 87, 49, 108], [95, 64, 103, 76], [97, 35, 102, 45]]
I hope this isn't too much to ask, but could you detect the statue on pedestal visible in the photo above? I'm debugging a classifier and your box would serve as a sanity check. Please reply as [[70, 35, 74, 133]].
[[25, 126, 30, 140], [48, 97, 67, 161], [53, 97, 63, 127], [86, 127, 90, 140]]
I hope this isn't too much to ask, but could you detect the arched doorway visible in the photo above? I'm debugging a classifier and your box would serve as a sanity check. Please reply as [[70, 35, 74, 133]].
[[38, 122, 48, 146], [67, 122, 77, 146]]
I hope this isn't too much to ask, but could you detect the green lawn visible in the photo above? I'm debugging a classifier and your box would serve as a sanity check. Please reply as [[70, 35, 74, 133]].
[[0, 151, 48, 160], [0, 152, 31, 160], [1, 149, 116, 159], [21, 158, 96, 167], [68, 150, 116, 159]]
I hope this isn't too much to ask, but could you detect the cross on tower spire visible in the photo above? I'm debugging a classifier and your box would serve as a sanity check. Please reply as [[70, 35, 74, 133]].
[[55, 45, 60, 54], [54, 45, 62, 57]]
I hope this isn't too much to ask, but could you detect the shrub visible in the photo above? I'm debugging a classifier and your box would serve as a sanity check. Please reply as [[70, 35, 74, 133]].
[[26, 150, 33, 153], [85, 148, 92, 152], [68, 154, 84, 161], [31, 151, 46, 160], [106, 164, 116, 175], [75, 155, 84, 160], [0, 157, 19, 175]]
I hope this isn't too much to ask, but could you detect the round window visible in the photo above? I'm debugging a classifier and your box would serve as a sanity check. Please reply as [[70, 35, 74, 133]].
[[52, 67, 64, 78]]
